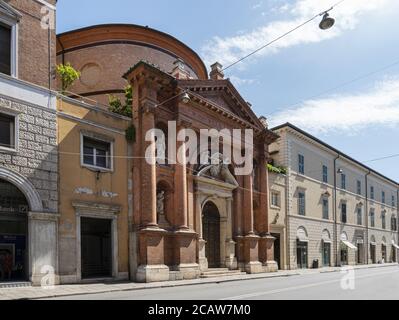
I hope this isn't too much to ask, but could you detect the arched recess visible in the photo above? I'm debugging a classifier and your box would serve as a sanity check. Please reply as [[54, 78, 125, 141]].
[[156, 180, 173, 227], [0, 168, 43, 212]]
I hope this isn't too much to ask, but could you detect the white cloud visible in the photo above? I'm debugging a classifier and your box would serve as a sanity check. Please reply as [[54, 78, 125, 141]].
[[268, 77, 399, 134], [229, 75, 257, 87], [252, 1, 263, 10], [202, 0, 396, 68]]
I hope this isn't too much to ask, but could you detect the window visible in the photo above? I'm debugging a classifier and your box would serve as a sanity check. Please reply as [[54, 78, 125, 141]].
[[298, 191, 306, 216], [82, 136, 112, 170], [0, 22, 11, 75], [298, 154, 304, 175], [370, 186, 375, 200], [341, 203, 347, 223], [322, 165, 328, 183], [382, 191, 385, 204], [357, 207, 362, 226], [341, 174, 346, 190], [0, 112, 16, 150], [322, 198, 329, 220], [271, 191, 280, 208], [392, 195, 396, 208], [392, 216, 398, 232], [382, 212, 386, 230], [370, 209, 375, 228], [356, 180, 362, 195]]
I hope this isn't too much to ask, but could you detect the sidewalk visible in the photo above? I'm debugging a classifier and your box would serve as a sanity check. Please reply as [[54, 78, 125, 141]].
[[0, 263, 396, 300]]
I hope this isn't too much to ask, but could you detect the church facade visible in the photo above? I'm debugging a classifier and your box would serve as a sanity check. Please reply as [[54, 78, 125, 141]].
[[125, 61, 279, 282], [55, 24, 279, 283]]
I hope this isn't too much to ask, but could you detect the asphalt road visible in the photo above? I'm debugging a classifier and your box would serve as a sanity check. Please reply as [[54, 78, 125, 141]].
[[46, 265, 399, 300]]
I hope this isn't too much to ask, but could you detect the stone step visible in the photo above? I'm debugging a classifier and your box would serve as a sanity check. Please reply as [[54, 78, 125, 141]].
[[0, 282, 32, 289], [200, 269, 246, 278]]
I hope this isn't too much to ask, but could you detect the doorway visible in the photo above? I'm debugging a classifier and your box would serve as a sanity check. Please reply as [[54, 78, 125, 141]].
[[340, 247, 348, 266], [0, 179, 29, 282], [370, 244, 376, 264], [381, 245, 387, 263], [357, 244, 364, 264], [297, 241, 308, 269], [202, 202, 221, 268], [322, 242, 331, 267], [272, 233, 281, 269], [81, 217, 112, 279]]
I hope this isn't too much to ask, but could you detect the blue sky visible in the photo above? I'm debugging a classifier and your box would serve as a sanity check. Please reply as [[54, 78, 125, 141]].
[[57, 0, 399, 181]]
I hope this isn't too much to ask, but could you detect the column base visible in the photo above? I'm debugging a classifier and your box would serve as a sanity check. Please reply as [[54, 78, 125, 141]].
[[175, 263, 200, 280], [225, 240, 237, 270], [198, 239, 208, 271], [136, 264, 170, 283], [245, 261, 263, 274], [264, 261, 278, 273], [31, 274, 60, 287]]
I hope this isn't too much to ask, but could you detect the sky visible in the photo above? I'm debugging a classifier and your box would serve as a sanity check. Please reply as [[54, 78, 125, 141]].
[[57, 0, 399, 181]]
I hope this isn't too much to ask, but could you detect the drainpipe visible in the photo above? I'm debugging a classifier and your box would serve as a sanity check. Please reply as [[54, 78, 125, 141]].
[[365, 170, 371, 265], [333, 155, 340, 267]]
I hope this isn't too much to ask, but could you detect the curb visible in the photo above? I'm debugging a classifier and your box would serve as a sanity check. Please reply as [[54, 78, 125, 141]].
[[8, 263, 398, 300]]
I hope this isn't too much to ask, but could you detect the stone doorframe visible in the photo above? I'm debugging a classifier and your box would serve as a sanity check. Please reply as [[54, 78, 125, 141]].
[[72, 201, 120, 282], [194, 176, 238, 272]]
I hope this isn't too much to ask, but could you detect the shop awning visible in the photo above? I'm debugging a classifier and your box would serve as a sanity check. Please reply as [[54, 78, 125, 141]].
[[341, 240, 358, 250], [392, 240, 399, 250]]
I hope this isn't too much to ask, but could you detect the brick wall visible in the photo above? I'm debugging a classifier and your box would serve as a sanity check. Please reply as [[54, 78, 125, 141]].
[[8, 0, 57, 89]]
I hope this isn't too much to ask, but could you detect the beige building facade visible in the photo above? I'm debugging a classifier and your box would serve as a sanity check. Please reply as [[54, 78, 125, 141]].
[[269, 123, 399, 270]]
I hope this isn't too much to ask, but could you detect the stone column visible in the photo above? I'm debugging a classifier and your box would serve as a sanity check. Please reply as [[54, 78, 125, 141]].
[[240, 173, 262, 274], [196, 194, 208, 271], [174, 125, 189, 230], [173, 125, 199, 279], [136, 84, 169, 283], [225, 197, 238, 270], [258, 152, 277, 272], [140, 100, 158, 228]]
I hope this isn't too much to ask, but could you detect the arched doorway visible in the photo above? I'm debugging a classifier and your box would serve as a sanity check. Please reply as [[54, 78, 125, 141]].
[[0, 178, 29, 282], [202, 202, 220, 268]]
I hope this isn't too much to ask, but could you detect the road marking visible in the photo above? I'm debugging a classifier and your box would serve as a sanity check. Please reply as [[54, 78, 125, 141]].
[[221, 269, 399, 300]]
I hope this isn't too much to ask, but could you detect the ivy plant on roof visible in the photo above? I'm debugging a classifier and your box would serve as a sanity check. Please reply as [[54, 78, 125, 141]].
[[267, 163, 287, 175], [108, 85, 133, 118], [56, 63, 81, 94]]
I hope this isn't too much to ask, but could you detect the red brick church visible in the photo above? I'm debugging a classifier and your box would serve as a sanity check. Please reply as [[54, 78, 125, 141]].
[[57, 24, 279, 282]]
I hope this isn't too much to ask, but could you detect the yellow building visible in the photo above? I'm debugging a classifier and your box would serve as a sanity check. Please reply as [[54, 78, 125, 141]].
[[57, 95, 132, 283]]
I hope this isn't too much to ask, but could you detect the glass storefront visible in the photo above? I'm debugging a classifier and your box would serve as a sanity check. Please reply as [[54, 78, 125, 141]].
[[297, 241, 308, 269], [0, 179, 29, 282]]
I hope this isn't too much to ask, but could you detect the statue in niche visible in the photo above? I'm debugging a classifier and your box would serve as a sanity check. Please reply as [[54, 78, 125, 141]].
[[157, 190, 169, 226], [197, 152, 239, 187]]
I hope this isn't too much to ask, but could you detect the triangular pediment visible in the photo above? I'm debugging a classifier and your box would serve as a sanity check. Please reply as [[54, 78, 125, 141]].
[[0, 0, 22, 21], [178, 79, 264, 129]]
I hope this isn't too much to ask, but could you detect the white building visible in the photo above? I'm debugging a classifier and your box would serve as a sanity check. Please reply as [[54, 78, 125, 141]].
[[269, 123, 399, 269]]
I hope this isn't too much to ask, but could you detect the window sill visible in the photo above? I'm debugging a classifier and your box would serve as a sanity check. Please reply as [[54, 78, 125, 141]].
[[82, 164, 113, 173], [271, 205, 281, 210], [0, 146, 18, 155]]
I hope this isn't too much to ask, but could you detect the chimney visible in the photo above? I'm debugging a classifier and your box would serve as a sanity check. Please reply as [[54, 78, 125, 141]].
[[172, 58, 191, 79], [259, 116, 269, 129], [210, 62, 224, 80]]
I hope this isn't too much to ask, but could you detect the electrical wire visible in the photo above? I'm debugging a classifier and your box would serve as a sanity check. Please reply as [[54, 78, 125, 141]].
[[222, 0, 347, 72]]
